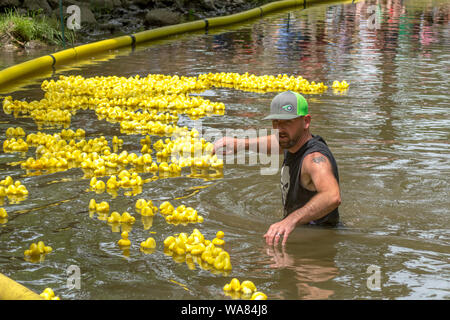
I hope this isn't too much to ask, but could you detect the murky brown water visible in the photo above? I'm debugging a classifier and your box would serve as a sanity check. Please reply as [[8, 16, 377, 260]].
[[0, 0, 449, 300]]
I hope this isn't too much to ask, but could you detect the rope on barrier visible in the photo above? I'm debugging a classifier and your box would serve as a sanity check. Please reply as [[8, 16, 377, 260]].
[[49, 54, 56, 67]]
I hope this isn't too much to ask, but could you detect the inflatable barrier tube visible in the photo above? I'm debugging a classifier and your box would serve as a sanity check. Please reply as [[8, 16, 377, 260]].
[[0, 0, 355, 89], [134, 20, 206, 44], [207, 7, 265, 28], [0, 273, 43, 300]]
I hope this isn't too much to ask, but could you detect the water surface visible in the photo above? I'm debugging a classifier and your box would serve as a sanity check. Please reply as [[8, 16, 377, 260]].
[[0, 0, 449, 300]]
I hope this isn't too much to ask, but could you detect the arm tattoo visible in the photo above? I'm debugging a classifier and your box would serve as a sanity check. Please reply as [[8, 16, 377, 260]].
[[312, 156, 327, 164]]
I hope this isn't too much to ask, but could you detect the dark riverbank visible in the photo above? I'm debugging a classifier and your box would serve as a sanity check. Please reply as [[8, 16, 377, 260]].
[[0, 0, 276, 50]]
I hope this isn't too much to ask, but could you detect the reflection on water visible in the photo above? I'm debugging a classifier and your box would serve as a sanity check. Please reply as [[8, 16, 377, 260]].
[[0, 0, 449, 300]]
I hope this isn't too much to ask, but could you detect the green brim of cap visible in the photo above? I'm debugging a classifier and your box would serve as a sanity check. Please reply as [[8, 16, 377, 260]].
[[263, 114, 303, 120]]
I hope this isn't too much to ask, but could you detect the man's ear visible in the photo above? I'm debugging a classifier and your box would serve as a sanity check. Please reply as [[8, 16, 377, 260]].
[[304, 114, 311, 129]]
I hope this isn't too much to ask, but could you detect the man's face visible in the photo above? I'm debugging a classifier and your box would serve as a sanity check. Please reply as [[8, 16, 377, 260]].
[[272, 117, 305, 149]]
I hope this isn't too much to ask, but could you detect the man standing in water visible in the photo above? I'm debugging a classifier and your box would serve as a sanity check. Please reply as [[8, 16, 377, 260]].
[[213, 91, 341, 246]]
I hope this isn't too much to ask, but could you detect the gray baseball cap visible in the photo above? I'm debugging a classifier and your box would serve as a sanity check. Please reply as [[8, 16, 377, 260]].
[[263, 91, 309, 120]]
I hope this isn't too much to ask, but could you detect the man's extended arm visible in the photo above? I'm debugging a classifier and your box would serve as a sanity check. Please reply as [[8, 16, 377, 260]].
[[213, 134, 283, 155], [263, 152, 341, 246]]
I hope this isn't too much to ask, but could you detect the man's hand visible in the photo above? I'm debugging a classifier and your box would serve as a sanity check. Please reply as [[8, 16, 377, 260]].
[[212, 137, 236, 155], [263, 212, 300, 246]]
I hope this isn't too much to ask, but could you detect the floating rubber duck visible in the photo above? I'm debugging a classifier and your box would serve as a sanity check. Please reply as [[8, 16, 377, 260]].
[[240, 280, 257, 296], [0, 208, 7, 219], [106, 175, 119, 189], [96, 201, 110, 213], [230, 278, 241, 292], [159, 201, 175, 215], [90, 177, 105, 191], [213, 251, 232, 271], [140, 206, 155, 217], [120, 212, 136, 224], [40, 288, 60, 300], [24, 241, 52, 257], [118, 231, 131, 247], [212, 230, 225, 246], [107, 211, 121, 223], [140, 237, 156, 249], [112, 136, 123, 146], [250, 292, 267, 300], [89, 199, 97, 211]]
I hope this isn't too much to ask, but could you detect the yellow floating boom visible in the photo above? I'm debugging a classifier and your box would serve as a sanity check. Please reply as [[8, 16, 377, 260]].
[[0, 273, 43, 300]]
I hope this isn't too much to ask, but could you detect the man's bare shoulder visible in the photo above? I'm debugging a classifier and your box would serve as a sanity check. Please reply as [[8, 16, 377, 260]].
[[303, 152, 330, 167]]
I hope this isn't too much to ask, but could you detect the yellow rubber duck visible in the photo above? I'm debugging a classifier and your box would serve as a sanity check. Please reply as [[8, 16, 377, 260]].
[[159, 201, 175, 215], [240, 280, 257, 296], [213, 251, 231, 271], [140, 206, 154, 216], [118, 231, 131, 247], [120, 212, 135, 224], [89, 199, 97, 211], [230, 278, 241, 292], [40, 288, 60, 300], [96, 201, 110, 213], [140, 237, 156, 249], [250, 292, 267, 300], [107, 211, 121, 223], [163, 236, 176, 248], [135, 199, 148, 210], [106, 175, 119, 189], [0, 208, 7, 219], [212, 230, 225, 245]]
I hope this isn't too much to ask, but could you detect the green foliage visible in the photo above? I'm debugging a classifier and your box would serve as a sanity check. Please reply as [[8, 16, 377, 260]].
[[0, 8, 76, 47]]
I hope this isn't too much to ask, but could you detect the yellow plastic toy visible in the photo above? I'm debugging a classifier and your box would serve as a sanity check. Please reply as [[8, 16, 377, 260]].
[[118, 231, 131, 247], [140, 237, 156, 249], [212, 230, 225, 245], [40, 288, 60, 300], [164, 229, 232, 274], [251, 292, 268, 300], [223, 278, 265, 300], [24, 241, 52, 257], [0, 208, 7, 219], [107, 211, 121, 223]]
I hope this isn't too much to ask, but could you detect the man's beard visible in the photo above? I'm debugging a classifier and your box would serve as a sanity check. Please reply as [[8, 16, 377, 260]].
[[278, 132, 301, 149]]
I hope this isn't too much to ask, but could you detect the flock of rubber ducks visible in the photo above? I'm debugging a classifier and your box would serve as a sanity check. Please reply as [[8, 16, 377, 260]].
[[223, 278, 267, 300], [201, 72, 330, 94], [159, 201, 204, 225], [24, 241, 53, 263], [8, 126, 221, 180], [1, 71, 348, 300], [332, 80, 350, 90], [3, 137, 29, 152], [0, 176, 29, 197], [163, 229, 233, 274]]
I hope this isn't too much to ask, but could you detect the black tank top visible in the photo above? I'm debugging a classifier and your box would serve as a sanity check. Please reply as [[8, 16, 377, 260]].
[[280, 134, 340, 226]]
